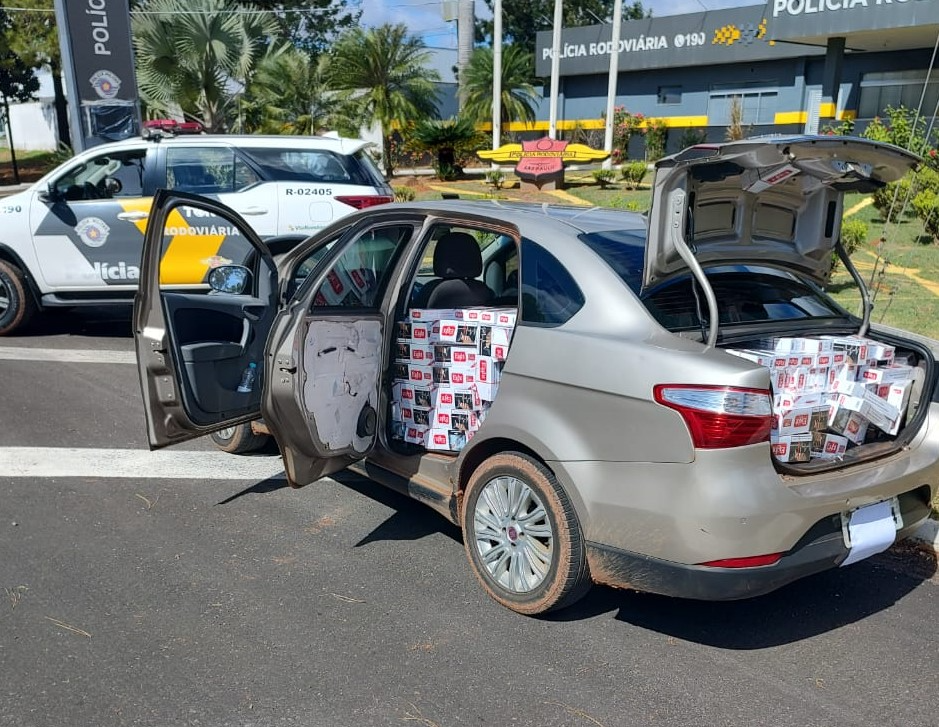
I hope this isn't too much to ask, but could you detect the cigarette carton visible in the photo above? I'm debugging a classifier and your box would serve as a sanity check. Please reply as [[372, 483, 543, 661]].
[[404, 425, 429, 446], [479, 325, 512, 360], [727, 349, 789, 369], [433, 343, 478, 365], [432, 365, 476, 386], [774, 405, 829, 436], [475, 356, 502, 385], [433, 320, 480, 346], [396, 321, 412, 340], [394, 363, 433, 384], [811, 432, 849, 460], [771, 433, 812, 462], [472, 380, 500, 402], [409, 322, 433, 343], [829, 390, 899, 433], [822, 336, 868, 364], [425, 427, 472, 452], [431, 386, 481, 412], [827, 399, 870, 444], [410, 308, 456, 321], [883, 381, 914, 435], [857, 364, 914, 385], [433, 410, 480, 432], [394, 342, 434, 364]]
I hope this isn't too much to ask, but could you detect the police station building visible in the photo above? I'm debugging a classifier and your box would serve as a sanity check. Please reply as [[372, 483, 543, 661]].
[[532, 0, 939, 154]]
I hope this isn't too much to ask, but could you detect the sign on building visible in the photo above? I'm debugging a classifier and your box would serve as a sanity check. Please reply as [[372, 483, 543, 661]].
[[54, 0, 140, 151]]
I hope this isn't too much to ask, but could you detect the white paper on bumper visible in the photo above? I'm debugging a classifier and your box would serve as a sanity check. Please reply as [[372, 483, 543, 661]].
[[840, 499, 899, 567]]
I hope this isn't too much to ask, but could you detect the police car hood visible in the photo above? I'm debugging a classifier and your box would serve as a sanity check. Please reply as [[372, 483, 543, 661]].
[[644, 136, 919, 288]]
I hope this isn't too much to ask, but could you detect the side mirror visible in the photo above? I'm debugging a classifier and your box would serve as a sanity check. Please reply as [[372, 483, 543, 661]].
[[207, 265, 252, 295], [39, 182, 59, 202], [104, 177, 122, 196]]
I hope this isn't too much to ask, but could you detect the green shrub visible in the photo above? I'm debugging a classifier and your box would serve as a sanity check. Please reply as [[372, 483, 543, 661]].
[[912, 189, 939, 240], [831, 217, 868, 276], [592, 168, 616, 187], [393, 185, 415, 202], [644, 119, 669, 161], [485, 169, 505, 189], [620, 160, 647, 188]]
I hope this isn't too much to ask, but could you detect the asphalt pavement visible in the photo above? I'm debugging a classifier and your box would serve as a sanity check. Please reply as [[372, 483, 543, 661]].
[[1, 308, 938, 727]]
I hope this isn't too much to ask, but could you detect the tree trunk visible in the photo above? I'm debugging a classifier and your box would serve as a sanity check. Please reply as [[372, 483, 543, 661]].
[[382, 132, 393, 177], [50, 61, 71, 149]]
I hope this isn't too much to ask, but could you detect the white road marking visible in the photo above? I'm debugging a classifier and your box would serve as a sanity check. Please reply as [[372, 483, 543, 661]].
[[0, 447, 286, 480], [0, 347, 136, 364]]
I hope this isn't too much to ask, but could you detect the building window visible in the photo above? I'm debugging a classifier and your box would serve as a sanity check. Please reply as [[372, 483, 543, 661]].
[[858, 70, 939, 119], [658, 86, 682, 105], [708, 88, 779, 126]]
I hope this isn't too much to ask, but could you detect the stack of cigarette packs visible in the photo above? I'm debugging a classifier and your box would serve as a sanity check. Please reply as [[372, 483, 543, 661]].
[[728, 334, 916, 463], [391, 307, 516, 452]]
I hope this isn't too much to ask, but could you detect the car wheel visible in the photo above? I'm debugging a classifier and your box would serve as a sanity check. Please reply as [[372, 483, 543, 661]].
[[462, 452, 591, 615], [210, 423, 270, 454], [0, 260, 36, 336]]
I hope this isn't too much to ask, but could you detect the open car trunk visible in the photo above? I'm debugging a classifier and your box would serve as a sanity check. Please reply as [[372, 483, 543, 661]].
[[641, 136, 935, 471], [723, 329, 934, 472]]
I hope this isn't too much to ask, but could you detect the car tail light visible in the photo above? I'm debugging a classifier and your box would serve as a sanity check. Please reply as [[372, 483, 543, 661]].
[[653, 385, 773, 449], [334, 195, 394, 209], [699, 552, 783, 568]]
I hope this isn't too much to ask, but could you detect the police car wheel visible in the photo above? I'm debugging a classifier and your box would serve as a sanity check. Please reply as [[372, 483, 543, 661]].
[[0, 260, 37, 336], [210, 423, 270, 454]]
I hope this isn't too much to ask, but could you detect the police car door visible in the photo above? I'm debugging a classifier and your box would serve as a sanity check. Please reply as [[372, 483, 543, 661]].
[[164, 145, 278, 239], [31, 147, 150, 288], [136, 189, 278, 448]]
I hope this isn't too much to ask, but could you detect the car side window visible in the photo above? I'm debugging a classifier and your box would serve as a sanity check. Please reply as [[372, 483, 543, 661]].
[[52, 149, 146, 200], [240, 148, 356, 183], [520, 239, 585, 326], [311, 225, 413, 309], [166, 147, 260, 194]]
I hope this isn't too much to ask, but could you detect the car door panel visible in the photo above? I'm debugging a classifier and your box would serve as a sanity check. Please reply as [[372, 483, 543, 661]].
[[135, 189, 277, 448], [160, 290, 274, 426]]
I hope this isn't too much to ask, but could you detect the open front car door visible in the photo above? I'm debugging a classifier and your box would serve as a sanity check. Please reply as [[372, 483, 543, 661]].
[[135, 189, 279, 448]]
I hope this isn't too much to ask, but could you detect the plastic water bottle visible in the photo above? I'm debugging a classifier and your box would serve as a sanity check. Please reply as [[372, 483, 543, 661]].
[[237, 362, 257, 393]]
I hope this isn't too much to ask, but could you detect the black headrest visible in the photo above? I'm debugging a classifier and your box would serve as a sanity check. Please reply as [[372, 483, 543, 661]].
[[433, 232, 482, 278]]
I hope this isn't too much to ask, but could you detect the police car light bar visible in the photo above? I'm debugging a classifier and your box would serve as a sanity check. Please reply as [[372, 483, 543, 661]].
[[143, 119, 205, 140]]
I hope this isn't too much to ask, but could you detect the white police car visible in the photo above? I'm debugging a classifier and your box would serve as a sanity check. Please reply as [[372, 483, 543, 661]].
[[0, 131, 393, 335]]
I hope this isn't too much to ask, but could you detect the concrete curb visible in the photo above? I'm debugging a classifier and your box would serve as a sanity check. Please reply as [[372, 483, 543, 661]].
[[910, 518, 939, 552]]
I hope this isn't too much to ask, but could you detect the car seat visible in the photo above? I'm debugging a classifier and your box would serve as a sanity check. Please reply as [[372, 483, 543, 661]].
[[414, 232, 494, 308]]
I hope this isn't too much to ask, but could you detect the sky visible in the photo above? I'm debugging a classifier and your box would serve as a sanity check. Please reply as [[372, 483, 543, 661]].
[[358, 0, 765, 50]]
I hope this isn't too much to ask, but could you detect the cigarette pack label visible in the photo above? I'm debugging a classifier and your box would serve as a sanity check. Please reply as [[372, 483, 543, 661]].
[[770, 433, 812, 462]]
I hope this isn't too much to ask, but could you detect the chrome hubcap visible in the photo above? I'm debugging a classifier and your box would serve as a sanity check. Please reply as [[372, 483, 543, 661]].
[[216, 426, 235, 440], [473, 476, 553, 593]]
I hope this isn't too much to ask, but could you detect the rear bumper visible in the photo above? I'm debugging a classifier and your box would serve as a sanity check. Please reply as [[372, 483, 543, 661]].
[[586, 496, 931, 601]]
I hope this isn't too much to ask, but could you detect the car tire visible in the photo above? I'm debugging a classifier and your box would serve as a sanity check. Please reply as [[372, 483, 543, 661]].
[[461, 452, 591, 615], [210, 423, 270, 454], [0, 260, 36, 336]]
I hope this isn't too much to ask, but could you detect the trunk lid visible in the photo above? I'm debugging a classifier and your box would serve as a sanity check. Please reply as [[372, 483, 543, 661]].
[[644, 136, 920, 289]]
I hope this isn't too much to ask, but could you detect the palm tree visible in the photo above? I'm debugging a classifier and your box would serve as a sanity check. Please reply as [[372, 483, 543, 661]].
[[327, 24, 440, 175], [242, 47, 334, 135], [461, 45, 539, 127], [411, 116, 480, 180], [133, 0, 278, 132]]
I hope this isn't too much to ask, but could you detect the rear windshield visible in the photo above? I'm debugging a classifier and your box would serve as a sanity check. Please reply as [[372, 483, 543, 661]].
[[580, 230, 848, 331], [240, 147, 377, 186]]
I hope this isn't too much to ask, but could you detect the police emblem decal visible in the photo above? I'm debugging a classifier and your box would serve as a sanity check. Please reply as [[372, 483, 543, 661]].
[[89, 70, 122, 100], [75, 217, 111, 248]]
